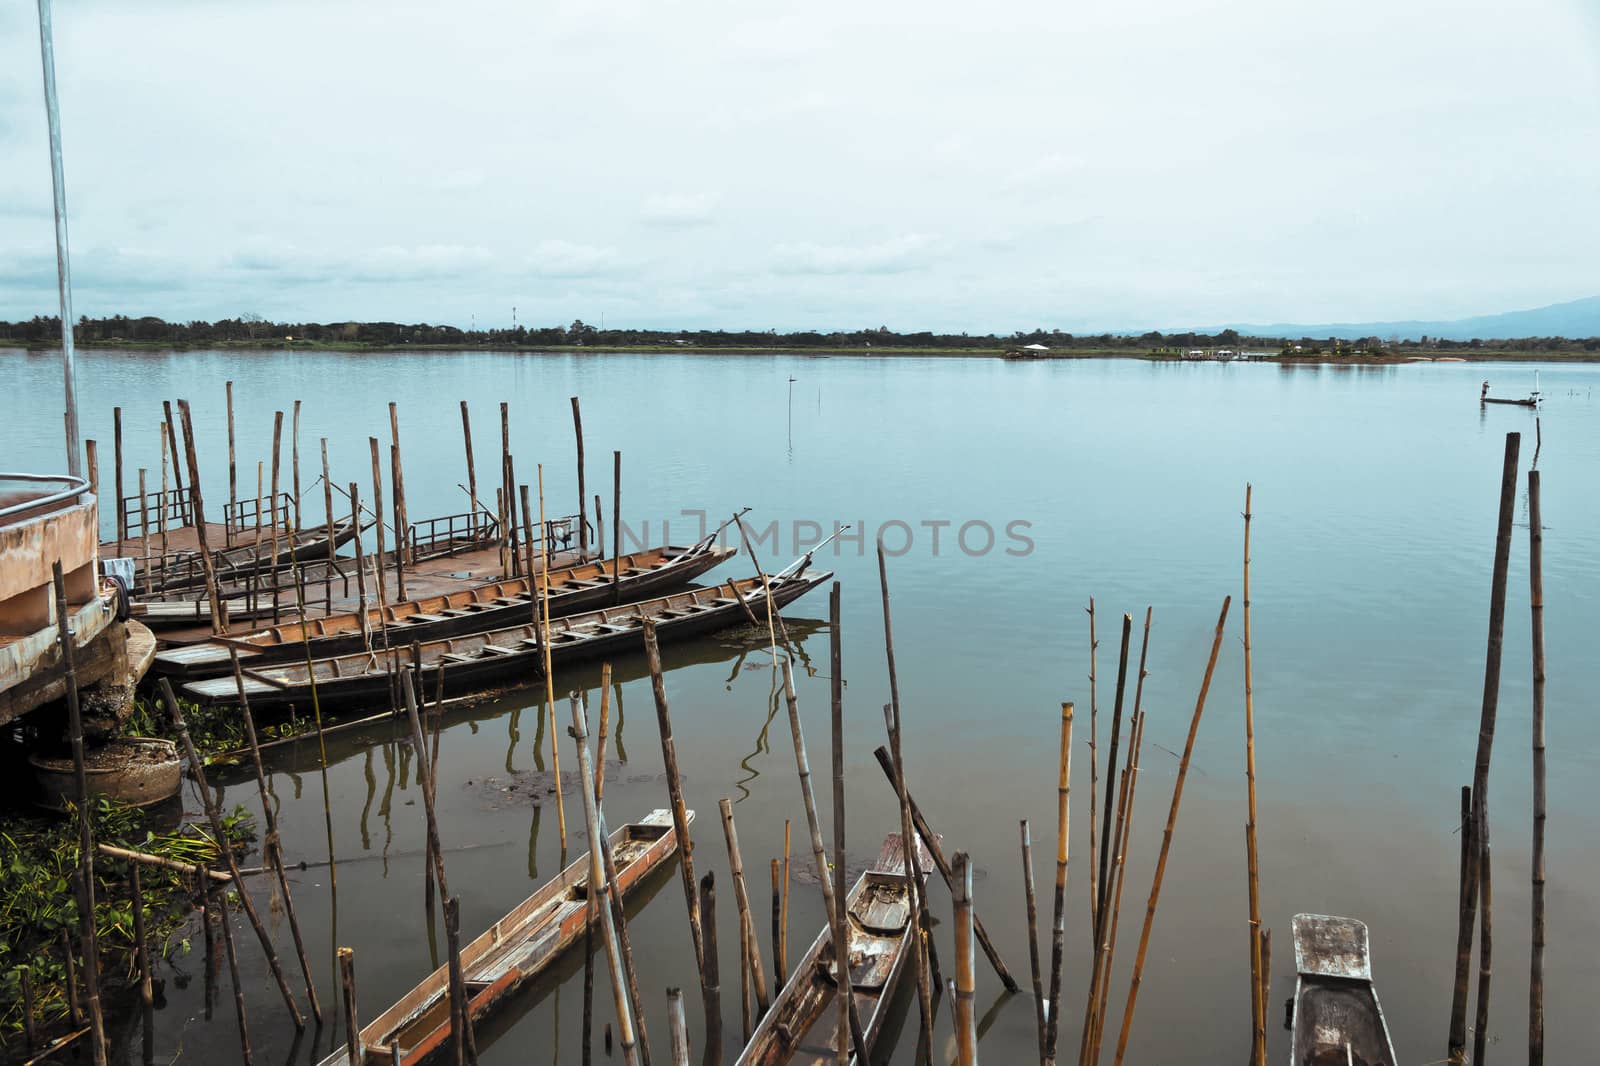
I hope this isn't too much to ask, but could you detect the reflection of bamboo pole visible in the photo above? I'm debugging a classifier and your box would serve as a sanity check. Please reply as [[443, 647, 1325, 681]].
[[1044, 702, 1073, 1064], [1243, 486, 1266, 1066], [953, 851, 978, 1066], [1529, 468, 1546, 1066], [1110, 596, 1231, 1066], [1021, 821, 1047, 1061], [569, 696, 640, 1066], [1449, 432, 1520, 1066], [536, 467, 569, 852], [781, 660, 869, 1062]]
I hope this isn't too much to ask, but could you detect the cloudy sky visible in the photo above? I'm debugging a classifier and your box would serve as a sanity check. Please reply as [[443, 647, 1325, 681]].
[[2, 0, 1598, 332]]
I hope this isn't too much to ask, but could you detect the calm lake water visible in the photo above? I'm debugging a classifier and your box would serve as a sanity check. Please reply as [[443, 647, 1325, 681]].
[[5, 347, 1598, 1064]]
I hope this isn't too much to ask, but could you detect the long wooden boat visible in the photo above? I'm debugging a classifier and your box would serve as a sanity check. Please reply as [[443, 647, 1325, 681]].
[[1287, 914, 1398, 1066], [182, 564, 831, 710], [151, 540, 736, 679], [736, 833, 931, 1066], [133, 517, 364, 594], [317, 809, 688, 1066]]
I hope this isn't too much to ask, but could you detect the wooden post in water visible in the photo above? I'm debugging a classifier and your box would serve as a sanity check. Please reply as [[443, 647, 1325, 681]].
[[292, 399, 302, 529], [1448, 431, 1520, 1066], [368, 438, 390, 620], [718, 798, 770, 1016], [162, 400, 185, 520], [828, 580, 849, 1063], [461, 400, 477, 539], [781, 661, 870, 1062], [113, 406, 125, 544], [668, 987, 691, 1066], [571, 396, 588, 557], [138, 468, 149, 582], [568, 696, 641, 1066], [1242, 486, 1267, 1066], [1472, 821, 1494, 1066], [770, 859, 783, 988], [611, 451, 622, 602], [1021, 821, 1047, 1063], [269, 409, 283, 573], [84, 438, 98, 514], [389, 402, 409, 566], [176, 401, 226, 635], [780, 821, 790, 985], [350, 483, 372, 651], [226, 381, 236, 546], [1085, 600, 1099, 930], [339, 947, 361, 1066], [1110, 596, 1231, 1066], [1086, 711, 1146, 1062], [953, 852, 978, 1066], [594, 493, 605, 563], [160, 679, 305, 1028], [213, 878, 254, 1065], [700, 873, 723, 1066], [499, 402, 513, 578], [536, 467, 570, 853], [130, 863, 153, 1007], [1044, 702, 1073, 1065], [390, 444, 407, 602], [52, 562, 107, 1066], [1528, 468, 1546, 1066], [1097, 615, 1132, 931], [321, 439, 335, 610]]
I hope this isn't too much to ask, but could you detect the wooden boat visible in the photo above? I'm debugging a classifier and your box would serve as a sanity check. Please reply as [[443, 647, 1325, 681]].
[[1287, 914, 1398, 1066], [1480, 377, 1540, 407], [134, 517, 364, 594], [317, 809, 689, 1066], [736, 832, 931, 1066], [151, 540, 737, 679], [29, 737, 182, 811], [182, 563, 831, 711]]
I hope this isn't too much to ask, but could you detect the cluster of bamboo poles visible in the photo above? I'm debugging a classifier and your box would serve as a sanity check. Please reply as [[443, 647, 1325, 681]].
[[1445, 429, 1549, 1066]]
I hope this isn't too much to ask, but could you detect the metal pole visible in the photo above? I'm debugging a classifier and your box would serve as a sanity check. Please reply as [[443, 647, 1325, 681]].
[[36, 0, 81, 477]]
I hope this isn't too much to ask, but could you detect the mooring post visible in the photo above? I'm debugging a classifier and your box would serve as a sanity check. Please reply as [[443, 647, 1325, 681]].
[[571, 396, 588, 556], [460, 400, 477, 539], [113, 406, 125, 544], [226, 380, 236, 546]]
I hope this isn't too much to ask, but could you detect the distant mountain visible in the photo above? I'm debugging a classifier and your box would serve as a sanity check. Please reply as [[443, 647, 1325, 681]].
[[1201, 295, 1600, 342]]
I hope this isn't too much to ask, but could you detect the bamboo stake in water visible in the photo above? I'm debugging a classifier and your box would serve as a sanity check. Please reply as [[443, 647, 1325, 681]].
[[391, 444, 408, 602], [1110, 596, 1231, 1066], [595, 663, 613, 803], [1044, 702, 1073, 1065], [953, 851, 978, 1066], [1528, 468, 1546, 1066], [1472, 820, 1494, 1066], [138, 468, 149, 581], [719, 799, 770, 1018], [829, 580, 849, 1063], [569, 696, 641, 1066], [780, 820, 791, 984], [389, 401, 409, 567], [213, 876, 254, 1064], [176, 400, 226, 634], [339, 947, 360, 1065], [461, 400, 477, 539], [668, 987, 691, 1066], [158, 423, 169, 561], [52, 562, 107, 1066], [770, 859, 783, 988], [537, 465, 569, 852], [269, 410, 283, 575], [368, 438, 390, 620], [1086, 599, 1099, 931], [321, 438, 335, 611], [1096, 615, 1132, 931], [162, 400, 184, 516], [113, 406, 124, 544], [781, 660, 869, 1062], [1086, 711, 1146, 1064], [230, 650, 322, 1022], [1242, 486, 1266, 1066], [1448, 432, 1520, 1065], [571, 396, 588, 556], [612, 451, 622, 602], [226, 382, 236, 544], [292, 399, 302, 528], [1021, 821, 1048, 1063], [701, 873, 723, 1066], [130, 863, 152, 1008]]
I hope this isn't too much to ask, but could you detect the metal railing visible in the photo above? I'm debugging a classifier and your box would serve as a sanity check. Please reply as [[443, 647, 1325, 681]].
[[121, 485, 192, 538], [224, 492, 292, 531], [0, 473, 89, 524]]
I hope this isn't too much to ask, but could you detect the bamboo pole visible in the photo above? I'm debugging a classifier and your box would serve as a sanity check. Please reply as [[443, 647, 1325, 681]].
[[829, 580, 849, 1063], [60, 926, 82, 1027], [1242, 486, 1266, 1066], [158, 423, 169, 561], [113, 406, 124, 544], [537, 466, 570, 852], [1097, 615, 1132, 930], [340, 947, 361, 1066], [160, 679, 305, 1028], [1110, 596, 1231, 1066], [391, 444, 408, 602], [770, 859, 783, 988], [1086, 599, 1099, 931], [96, 842, 231, 882], [584, 890, 596, 1066], [1043, 702, 1073, 1065], [780, 820, 791, 985], [176, 401, 226, 635], [231, 650, 322, 1021], [162, 400, 184, 518], [1087, 711, 1145, 1064], [701, 873, 723, 1066], [719, 799, 770, 1019], [270, 410, 283, 576], [642, 617, 708, 978], [351, 482, 372, 651], [1529, 468, 1546, 1066], [226, 382, 236, 546], [461, 401, 477, 539], [612, 451, 622, 602], [739, 913, 751, 1041], [668, 987, 690, 1066], [369, 437, 390, 620], [213, 877, 254, 1064], [572, 396, 588, 557], [781, 661, 870, 1063], [568, 696, 641, 1066], [138, 468, 149, 580], [84, 440, 97, 514], [589, 729, 655, 1066], [953, 851, 978, 1066], [868, 746, 1015, 990], [1021, 820, 1048, 1063], [20, 964, 36, 1053], [1449, 431, 1520, 1065], [130, 862, 152, 1009], [292, 399, 302, 529], [1472, 821, 1493, 1066], [876, 543, 936, 1056], [389, 402, 409, 567], [321, 438, 335, 611], [52, 562, 107, 1066]]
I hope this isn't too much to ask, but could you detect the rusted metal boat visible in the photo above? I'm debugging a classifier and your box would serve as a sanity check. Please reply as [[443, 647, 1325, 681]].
[[316, 809, 688, 1066], [182, 561, 831, 711], [29, 737, 182, 811], [735, 832, 931, 1066], [151, 540, 737, 679], [1286, 914, 1398, 1066]]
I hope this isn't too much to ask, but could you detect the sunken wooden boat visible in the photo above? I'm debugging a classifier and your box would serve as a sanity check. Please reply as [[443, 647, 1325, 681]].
[[317, 809, 688, 1066], [151, 540, 737, 679], [182, 562, 831, 711], [134, 516, 364, 595], [736, 832, 931, 1066], [1287, 914, 1398, 1066]]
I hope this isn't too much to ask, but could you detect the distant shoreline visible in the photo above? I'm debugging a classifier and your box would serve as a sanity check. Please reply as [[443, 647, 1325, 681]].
[[5, 340, 1599, 364]]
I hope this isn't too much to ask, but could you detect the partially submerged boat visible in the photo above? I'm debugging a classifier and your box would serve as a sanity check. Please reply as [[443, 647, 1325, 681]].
[[150, 540, 736, 679], [182, 562, 831, 710], [736, 832, 931, 1066], [1287, 914, 1398, 1066], [317, 809, 689, 1066]]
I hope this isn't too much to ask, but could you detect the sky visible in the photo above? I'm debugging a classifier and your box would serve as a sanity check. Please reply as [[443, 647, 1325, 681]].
[[2, 0, 1599, 333]]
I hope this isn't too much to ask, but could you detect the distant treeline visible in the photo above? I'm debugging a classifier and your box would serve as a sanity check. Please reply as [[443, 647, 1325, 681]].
[[3, 314, 1599, 353]]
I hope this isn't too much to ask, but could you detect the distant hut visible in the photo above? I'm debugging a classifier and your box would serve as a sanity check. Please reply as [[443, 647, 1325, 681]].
[[1003, 342, 1052, 360]]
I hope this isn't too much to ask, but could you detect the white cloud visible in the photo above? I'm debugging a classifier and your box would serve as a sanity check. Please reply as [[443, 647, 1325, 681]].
[[772, 235, 934, 276], [524, 240, 619, 279], [639, 192, 717, 227]]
